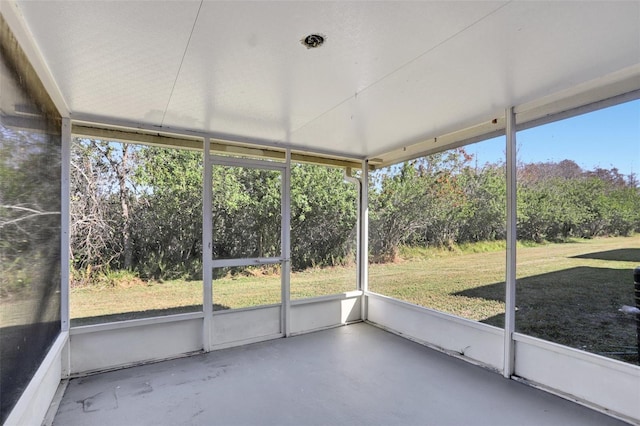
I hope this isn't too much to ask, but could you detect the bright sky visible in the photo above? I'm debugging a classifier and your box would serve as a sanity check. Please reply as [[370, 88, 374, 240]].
[[472, 99, 640, 177]]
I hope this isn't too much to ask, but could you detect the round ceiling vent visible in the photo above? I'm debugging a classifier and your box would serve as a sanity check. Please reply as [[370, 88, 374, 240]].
[[302, 34, 325, 49]]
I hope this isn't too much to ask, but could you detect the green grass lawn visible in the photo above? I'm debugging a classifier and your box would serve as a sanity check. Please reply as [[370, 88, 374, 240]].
[[370, 236, 639, 362], [70, 236, 639, 363], [70, 265, 358, 324]]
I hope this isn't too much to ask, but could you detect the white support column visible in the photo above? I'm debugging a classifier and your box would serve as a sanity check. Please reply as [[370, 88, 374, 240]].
[[504, 107, 517, 378], [202, 137, 213, 352], [342, 169, 361, 290], [360, 160, 369, 320], [354, 177, 362, 291], [61, 117, 71, 333], [281, 150, 292, 337]]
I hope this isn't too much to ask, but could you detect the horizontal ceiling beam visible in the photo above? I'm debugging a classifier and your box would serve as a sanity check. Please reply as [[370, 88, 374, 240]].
[[71, 124, 369, 170]]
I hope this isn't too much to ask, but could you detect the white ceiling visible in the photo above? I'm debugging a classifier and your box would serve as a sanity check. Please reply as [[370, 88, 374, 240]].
[[7, 0, 640, 160]]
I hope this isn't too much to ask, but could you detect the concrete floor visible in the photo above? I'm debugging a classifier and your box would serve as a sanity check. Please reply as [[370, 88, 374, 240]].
[[53, 323, 627, 426]]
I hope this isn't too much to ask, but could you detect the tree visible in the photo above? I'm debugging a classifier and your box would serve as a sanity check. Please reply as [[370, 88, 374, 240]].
[[516, 161, 640, 241], [132, 147, 204, 279], [369, 148, 475, 260], [69, 139, 139, 281], [69, 139, 639, 280], [457, 164, 506, 243], [88, 140, 136, 269], [290, 164, 357, 269], [369, 162, 429, 261]]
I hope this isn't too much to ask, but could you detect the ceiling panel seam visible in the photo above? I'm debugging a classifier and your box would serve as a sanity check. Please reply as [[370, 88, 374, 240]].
[[161, 0, 204, 126], [289, 0, 512, 137]]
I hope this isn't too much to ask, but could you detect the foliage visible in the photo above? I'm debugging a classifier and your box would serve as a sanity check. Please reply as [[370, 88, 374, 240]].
[[132, 148, 203, 280], [370, 149, 503, 260], [369, 152, 639, 259], [213, 166, 281, 260], [369, 149, 475, 261], [516, 164, 640, 242], [69, 138, 639, 285], [69, 141, 358, 283], [70, 139, 137, 277], [291, 164, 357, 269]]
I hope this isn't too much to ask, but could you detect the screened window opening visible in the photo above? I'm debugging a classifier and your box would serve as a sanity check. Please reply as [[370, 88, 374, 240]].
[[514, 99, 640, 364], [368, 138, 507, 326], [0, 34, 62, 422], [69, 141, 203, 325], [290, 163, 358, 300]]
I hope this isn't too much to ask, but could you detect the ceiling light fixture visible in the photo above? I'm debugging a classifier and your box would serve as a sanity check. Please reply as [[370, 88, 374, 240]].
[[302, 34, 325, 49]]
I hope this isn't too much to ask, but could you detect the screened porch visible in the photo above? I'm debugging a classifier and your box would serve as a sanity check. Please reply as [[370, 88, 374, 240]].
[[1, 1, 639, 425]]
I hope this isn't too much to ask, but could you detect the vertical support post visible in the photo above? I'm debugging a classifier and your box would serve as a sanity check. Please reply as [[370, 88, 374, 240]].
[[343, 168, 361, 290], [504, 107, 517, 378], [360, 160, 369, 320], [354, 176, 361, 291], [202, 137, 213, 352], [634, 267, 640, 362], [282, 150, 292, 337], [60, 117, 71, 333]]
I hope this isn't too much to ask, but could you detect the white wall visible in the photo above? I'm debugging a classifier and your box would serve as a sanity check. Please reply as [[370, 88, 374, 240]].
[[67, 295, 363, 374], [514, 333, 640, 423], [366, 293, 504, 371], [290, 292, 361, 335], [211, 305, 282, 349], [69, 314, 203, 375]]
